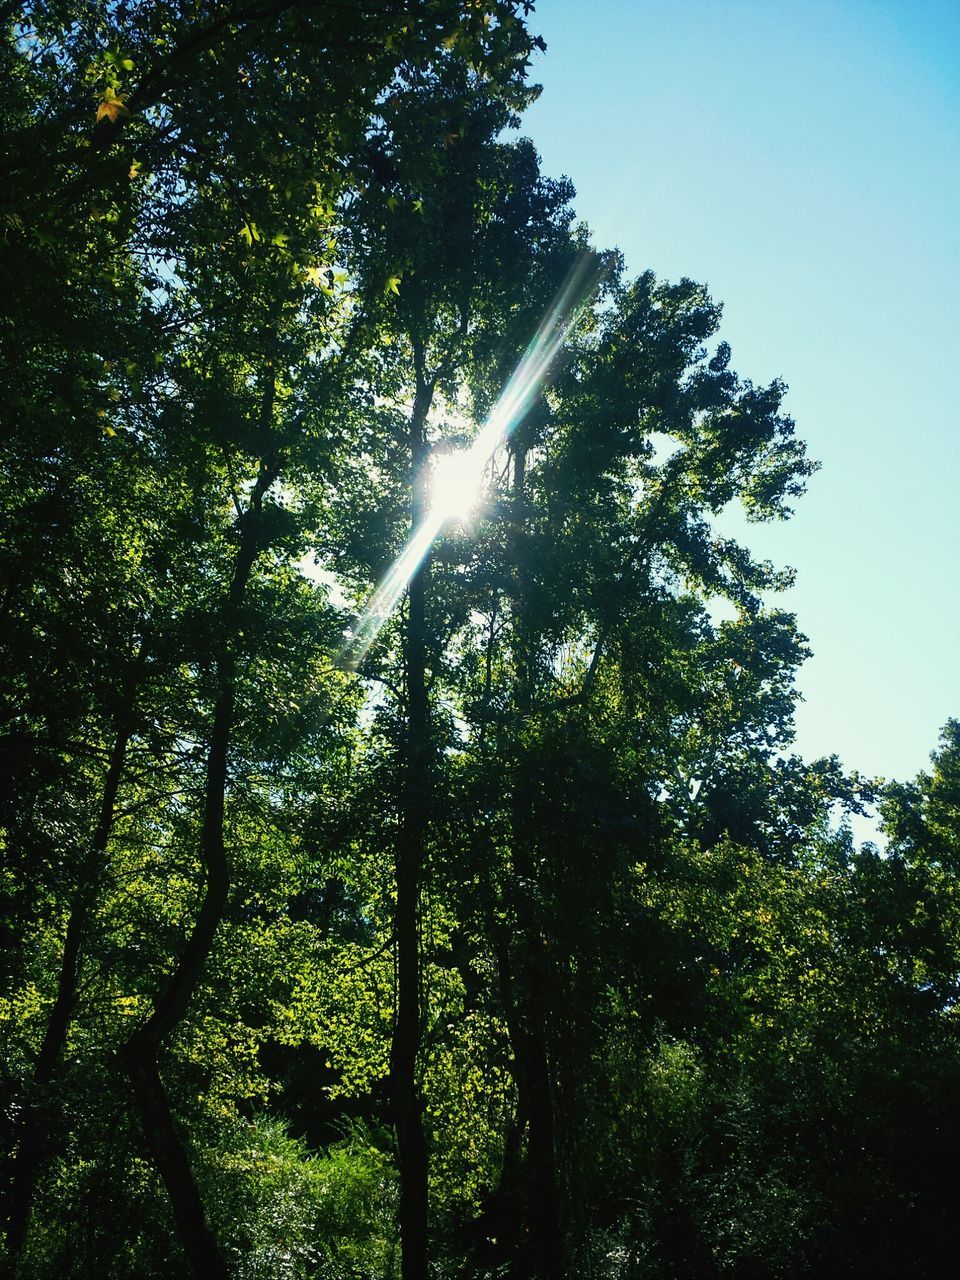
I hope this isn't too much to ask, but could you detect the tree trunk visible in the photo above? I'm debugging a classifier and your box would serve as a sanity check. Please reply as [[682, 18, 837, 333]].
[[506, 438, 564, 1279], [510, 789, 564, 1280], [4, 715, 134, 1266], [482, 807, 564, 1280], [121, 445, 277, 1280], [493, 930, 527, 1205], [392, 381, 432, 1280]]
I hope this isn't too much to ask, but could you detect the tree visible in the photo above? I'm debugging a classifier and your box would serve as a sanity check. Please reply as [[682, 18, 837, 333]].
[[3, 4, 959, 1277], [324, 69, 585, 1272], [2, 3, 547, 1273]]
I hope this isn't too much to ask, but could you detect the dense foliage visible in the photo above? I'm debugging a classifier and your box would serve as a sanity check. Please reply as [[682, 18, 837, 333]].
[[2, 3, 957, 1277]]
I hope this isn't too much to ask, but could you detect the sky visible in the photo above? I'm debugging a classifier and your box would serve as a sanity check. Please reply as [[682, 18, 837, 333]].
[[520, 0, 960, 799]]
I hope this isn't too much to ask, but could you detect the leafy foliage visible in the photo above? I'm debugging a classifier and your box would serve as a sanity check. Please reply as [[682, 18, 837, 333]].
[[1, 3, 957, 1279]]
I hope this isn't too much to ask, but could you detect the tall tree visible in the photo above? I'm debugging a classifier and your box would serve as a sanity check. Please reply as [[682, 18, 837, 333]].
[[329, 71, 583, 1271], [438, 267, 818, 1273], [2, 3, 546, 1273]]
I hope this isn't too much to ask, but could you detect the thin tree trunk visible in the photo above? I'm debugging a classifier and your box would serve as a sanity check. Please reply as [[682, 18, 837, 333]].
[[510, 783, 564, 1280], [121, 441, 277, 1280], [4, 714, 135, 1266], [492, 929, 527, 1203], [522, 986, 562, 1279], [392, 380, 432, 1280], [507, 438, 564, 1280]]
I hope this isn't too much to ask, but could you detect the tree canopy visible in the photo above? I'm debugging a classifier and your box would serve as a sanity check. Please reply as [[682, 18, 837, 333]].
[[1, 4, 957, 1278]]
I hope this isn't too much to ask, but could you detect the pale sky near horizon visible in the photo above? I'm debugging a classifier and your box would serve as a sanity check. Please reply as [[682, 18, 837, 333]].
[[520, 0, 960, 802]]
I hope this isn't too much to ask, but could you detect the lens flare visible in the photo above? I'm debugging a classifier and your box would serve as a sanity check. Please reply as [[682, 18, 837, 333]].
[[429, 448, 484, 523], [339, 252, 600, 670]]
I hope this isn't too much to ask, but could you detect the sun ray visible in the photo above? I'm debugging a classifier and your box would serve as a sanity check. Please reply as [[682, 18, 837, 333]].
[[429, 447, 485, 523], [339, 252, 600, 671]]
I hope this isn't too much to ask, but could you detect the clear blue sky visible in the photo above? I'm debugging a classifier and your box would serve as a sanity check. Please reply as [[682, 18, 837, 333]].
[[522, 0, 960, 793]]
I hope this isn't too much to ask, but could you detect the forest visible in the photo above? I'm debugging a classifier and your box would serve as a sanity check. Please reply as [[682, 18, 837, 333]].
[[1, 2, 958, 1277]]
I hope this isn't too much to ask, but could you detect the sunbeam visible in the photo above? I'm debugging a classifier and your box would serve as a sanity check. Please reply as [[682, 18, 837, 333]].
[[339, 252, 601, 671], [429, 447, 485, 523]]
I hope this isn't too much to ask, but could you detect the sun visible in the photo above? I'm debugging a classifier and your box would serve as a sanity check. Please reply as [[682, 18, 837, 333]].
[[429, 448, 484, 523]]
